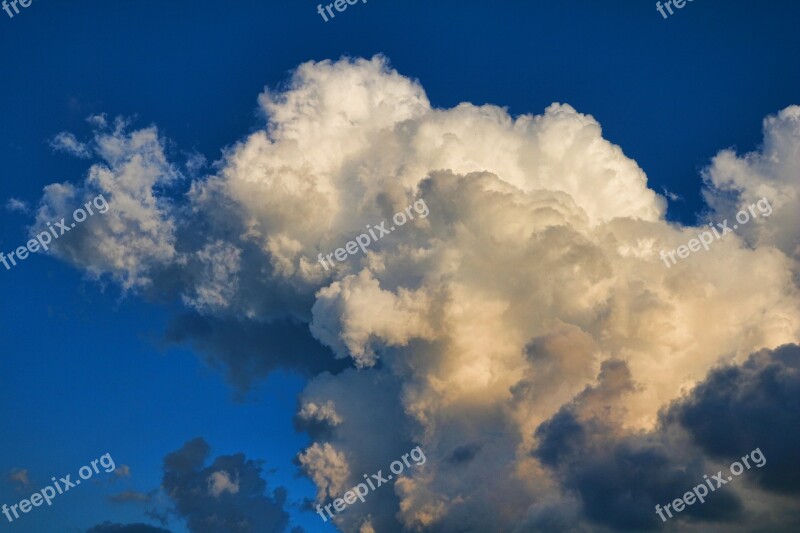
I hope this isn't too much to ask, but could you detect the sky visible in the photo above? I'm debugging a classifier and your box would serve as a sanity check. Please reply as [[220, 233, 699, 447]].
[[0, 1, 798, 532]]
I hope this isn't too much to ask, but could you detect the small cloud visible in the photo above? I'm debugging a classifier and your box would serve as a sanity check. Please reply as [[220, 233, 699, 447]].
[[661, 187, 683, 202], [298, 400, 342, 426], [184, 152, 207, 176], [207, 470, 239, 497], [114, 464, 132, 478], [86, 521, 171, 533], [86, 114, 108, 128], [8, 468, 30, 490], [50, 131, 91, 158], [5, 198, 30, 214], [109, 490, 152, 504]]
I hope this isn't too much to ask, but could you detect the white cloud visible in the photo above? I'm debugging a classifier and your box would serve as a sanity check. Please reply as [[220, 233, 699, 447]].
[[34, 124, 180, 290], [298, 400, 343, 426], [51, 131, 91, 158], [310, 269, 436, 367], [207, 470, 240, 497], [296, 442, 350, 501], [703, 105, 800, 261]]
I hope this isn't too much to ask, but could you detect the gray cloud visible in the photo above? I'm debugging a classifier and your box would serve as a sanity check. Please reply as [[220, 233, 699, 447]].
[[446, 443, 482, 466], [163, 314, 348, 392], [109, 490, 152, 504], [666, 343, 800, 495], [534, 345, 800, 531], [5, 197, 30, 214], [86, 523, 171, 533], [161, 437, 293, 533], [533, 360, 741, 531]]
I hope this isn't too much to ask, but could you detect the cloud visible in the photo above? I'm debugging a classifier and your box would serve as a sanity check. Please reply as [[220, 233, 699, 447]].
[[296, 442, 350, 502], [5, 198, 30, 214], [109, 490, 152, 504], [310, 269, 436, 367], [446, 443, 482, 465], [163, 313, 348, 391], [86, 523, 171, 533], [295, 400, 343, 441], [298, 400, 343, 426], [666, 343, 800, 495], [207, 470, 240, 497], [35, 120, 180, 290], [661, 187, 682, 202], [702, 106, 800, 263], [533, 360, 741, 531], [114, 464, 132, 478], [8, 468, 30, 490], [33, 56, 800, 530], [161, 437, 292, 533], [531, 345, 800, 531], [51, 131, 91, 158]]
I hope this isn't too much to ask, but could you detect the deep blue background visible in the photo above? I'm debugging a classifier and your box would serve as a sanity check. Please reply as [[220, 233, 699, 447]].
[[1, 1, 798, 531]]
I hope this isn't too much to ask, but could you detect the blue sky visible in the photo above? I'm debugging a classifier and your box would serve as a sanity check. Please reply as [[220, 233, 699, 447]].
[[1, 1, 799, 532]]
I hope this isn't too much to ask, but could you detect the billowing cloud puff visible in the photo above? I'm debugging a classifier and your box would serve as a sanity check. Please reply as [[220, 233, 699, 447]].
[[311, 270, 436, 367], [36, 56, 800, 531], [296, 442, 351, 502], [35, 118, 179, 290], [703, 106, 800, 262]]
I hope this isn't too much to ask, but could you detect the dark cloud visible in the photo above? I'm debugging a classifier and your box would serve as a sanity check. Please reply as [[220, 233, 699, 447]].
[[534, 410, 586, 467], [666, 343, 800, 494], [534, 346, 800, 531], [161, 437, 293, 533], [164, 314, 348, 392], [534, 360, 742, 531], [447, 443, 483, 465], [109, 490, 153, 504], [86, 523, 171, 533]]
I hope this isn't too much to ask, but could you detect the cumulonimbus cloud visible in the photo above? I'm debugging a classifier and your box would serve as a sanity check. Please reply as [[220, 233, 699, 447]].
[[36, 56, 800, 531]]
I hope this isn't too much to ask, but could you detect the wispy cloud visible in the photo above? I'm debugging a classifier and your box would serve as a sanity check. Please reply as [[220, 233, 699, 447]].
[[5, 198, 30, 214], [50, 131, 91, 158], [109, 490, 152, 504], [8, 468, 30, 491]]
